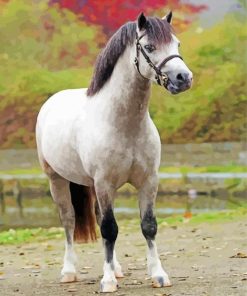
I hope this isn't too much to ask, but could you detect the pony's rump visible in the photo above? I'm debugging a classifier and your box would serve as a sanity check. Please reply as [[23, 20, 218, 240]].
[[69, 182, 97, 243]]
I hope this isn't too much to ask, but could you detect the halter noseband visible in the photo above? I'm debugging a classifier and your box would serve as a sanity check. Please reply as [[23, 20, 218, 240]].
[[134, 32, 183, 87]]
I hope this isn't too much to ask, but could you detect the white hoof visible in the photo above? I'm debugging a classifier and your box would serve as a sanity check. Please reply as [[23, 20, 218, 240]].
[[114, 267, 124, 278], [100, 279, 118, 293], [60, 273, 77, 283], [151, 275, 172, 288], [115, 270, 124, 278]]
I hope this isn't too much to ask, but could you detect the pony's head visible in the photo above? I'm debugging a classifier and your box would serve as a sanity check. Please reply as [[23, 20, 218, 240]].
[[87, 12, 193, 97], [134, 12, 193, 94]]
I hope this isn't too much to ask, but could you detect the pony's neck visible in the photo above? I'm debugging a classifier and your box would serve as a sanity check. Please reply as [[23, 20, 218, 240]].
[[103, 46, 151, 123]]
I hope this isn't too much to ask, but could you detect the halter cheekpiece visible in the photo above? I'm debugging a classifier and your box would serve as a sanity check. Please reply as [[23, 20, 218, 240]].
[[134, 32, 183, 87]]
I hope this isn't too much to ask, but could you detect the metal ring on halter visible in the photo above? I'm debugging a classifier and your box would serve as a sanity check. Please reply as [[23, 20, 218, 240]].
[[134, 32, 183, 87]]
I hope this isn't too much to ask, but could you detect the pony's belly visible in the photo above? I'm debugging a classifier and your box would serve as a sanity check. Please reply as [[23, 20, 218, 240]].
[[42, 138, 93, 186], [47, 157, 93, 186], [58, 169, 93, 186]]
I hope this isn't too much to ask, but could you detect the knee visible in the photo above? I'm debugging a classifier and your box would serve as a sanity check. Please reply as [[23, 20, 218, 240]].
[[100, 208, 118, 242], [141, 208, 157, 240]]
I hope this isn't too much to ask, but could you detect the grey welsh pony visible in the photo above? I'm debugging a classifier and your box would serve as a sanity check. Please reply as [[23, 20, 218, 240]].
[[36, 11, 193, 293]]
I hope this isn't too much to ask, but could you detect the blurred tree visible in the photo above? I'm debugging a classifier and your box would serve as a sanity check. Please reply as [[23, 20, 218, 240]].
[[151, 13, 247, 143], [0, 0, 103, 147]]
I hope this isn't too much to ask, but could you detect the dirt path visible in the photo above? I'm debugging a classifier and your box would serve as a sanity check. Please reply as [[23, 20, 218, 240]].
[[0, 220, 246, 296]]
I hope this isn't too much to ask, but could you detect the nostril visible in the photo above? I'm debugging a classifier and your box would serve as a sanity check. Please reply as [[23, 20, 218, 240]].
[[176, 73, 183, 81], [177, 73, 191, 83]]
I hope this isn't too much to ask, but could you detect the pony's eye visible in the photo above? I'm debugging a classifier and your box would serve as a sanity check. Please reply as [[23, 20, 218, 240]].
[[144, 44, 156, 53]]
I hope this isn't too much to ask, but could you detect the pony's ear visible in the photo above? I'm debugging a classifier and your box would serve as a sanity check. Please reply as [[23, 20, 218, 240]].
[[137, 12, 147, 31], [163, 11, 173, 24]]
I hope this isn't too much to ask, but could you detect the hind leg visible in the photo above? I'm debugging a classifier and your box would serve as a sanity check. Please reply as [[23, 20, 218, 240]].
[[95, 199, 123, 279], [48, 171, 77, 283]]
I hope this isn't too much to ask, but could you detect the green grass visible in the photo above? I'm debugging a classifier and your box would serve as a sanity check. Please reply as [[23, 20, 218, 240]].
[[157, 207, 247, 226], [159, 165, 247, 174], [0, 227, 64, 245], [0, 167, 43, 176], [1, 208, 246, 246]]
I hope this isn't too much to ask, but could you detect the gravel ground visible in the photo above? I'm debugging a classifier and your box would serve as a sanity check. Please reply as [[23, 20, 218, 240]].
[[0, 220, 246, 296]]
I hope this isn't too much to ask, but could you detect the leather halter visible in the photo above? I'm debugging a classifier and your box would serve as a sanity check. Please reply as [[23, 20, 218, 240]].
[[134, 32, 183, 87]]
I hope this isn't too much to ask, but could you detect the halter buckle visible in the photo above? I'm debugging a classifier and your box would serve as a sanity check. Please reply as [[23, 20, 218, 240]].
[[161, 74, 168, 84]]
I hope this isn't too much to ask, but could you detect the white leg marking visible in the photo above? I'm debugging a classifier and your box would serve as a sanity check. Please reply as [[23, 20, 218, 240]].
[[147, 241, 171, 287], [113, 250, 124, 278], [100, 261, 118, 292], [60, 242, 77, 283]]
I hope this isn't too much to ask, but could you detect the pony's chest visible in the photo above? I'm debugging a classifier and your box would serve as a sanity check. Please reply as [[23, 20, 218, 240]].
[[87, 140, 157, 188], [80, 117, 160, 187]]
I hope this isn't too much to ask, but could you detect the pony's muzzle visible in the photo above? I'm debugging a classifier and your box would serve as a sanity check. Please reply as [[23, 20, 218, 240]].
[[176, 71, 193, 91]]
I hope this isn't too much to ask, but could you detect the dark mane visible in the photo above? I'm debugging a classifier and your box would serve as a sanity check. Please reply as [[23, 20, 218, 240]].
[[87, 17, 173, 97]]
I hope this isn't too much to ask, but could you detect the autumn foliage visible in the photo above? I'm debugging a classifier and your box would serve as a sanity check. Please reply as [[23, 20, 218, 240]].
[[0, 0, 246, 148], [50, 0, 206, 35]]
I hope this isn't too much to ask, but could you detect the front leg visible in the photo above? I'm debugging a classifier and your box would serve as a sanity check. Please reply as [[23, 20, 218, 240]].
[[138, 175, 171, 288], [95, 183, 119, 293], [95, 199, 123, 279]]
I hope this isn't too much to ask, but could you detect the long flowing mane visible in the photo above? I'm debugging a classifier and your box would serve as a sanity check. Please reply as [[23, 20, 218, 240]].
[[87, 17, 173, 97]]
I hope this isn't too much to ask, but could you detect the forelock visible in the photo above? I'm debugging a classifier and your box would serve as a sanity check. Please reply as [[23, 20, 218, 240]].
[[145, 17, 173, 45]]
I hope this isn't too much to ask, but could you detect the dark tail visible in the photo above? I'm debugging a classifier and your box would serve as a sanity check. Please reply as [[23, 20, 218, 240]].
[[69, 182, 97, 243]]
